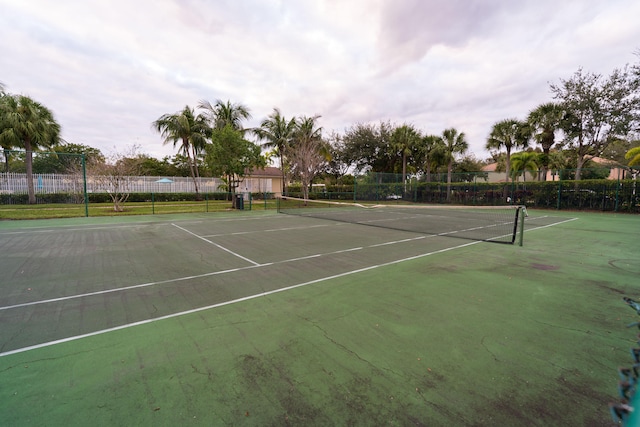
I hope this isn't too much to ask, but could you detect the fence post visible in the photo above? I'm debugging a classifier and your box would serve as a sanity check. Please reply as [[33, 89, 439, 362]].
[[353, 177, 357, 202], [615, 168, 620, 212], [82, 154, 89, 217]]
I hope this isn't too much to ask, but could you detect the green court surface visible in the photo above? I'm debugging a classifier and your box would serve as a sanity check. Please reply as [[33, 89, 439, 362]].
[[0, 209, 638, 426]]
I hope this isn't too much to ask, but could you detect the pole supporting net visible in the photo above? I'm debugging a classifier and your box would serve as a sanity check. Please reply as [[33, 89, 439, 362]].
[[277, 196, 525, 244]]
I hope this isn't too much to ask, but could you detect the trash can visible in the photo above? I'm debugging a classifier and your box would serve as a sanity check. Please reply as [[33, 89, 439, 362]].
[[235, 194, 244, 210]]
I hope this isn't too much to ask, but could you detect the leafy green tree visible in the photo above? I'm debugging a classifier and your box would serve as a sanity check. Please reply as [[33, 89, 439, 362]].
[[0, 94, 61, 203], [324, 131, 352, 183], [559, 153, 610, 179], [527, 102, 564, 180], [169, 154, 196, 177], [600, 138, 640, 164], [153, 106, 208, 195], [254, 107, 296, 193], [455, 155, 488, 182], [32, 143, 104, 174], [441, 127, 468, 200], [205, 124, 265, 206], [129, 154, 180, 176], [551, 66, 640, 180], [341, 121, 395, 174], [486, 119, 530, 183], [489, 151, 507, 173]]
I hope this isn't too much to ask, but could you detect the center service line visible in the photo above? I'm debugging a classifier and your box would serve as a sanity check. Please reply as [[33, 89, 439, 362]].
[[171, 223, 261, 266]]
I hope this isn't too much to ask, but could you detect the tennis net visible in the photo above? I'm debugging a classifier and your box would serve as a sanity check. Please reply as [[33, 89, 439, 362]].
[[277, 196, 526, 244]]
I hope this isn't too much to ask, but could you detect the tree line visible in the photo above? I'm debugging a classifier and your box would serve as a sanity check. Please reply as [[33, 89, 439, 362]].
[[1, 55, 639, 205]]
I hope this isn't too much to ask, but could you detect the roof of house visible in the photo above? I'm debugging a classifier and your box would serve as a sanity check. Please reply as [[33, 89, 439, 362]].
[[585, 156, 621, 166], [247, 166, 282, 178]]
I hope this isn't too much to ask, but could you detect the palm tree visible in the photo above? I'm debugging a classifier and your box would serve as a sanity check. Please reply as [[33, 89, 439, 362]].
[[527, 103, 564, 180], [198, 99, 251, 132], [485, 119, 530, 183], [510, 151, 540, 183], [0, 94, 61, 203], [418, 134, 445, 182], [547, 150, 568, 180], [441, 128, 468, 201], [254, 108, 296, 194], [153, 106, 208, 195], [0, 85, 10, 172], [625, 146, 640, 166], [391, 124, 421, 192]]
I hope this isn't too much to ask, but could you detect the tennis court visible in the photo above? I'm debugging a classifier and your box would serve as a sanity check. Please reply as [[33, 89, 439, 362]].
[[0, 207, 638, 425]]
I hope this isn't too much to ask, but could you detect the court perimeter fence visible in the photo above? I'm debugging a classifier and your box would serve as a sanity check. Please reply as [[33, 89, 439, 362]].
[[1, 148, 638, 217], [287, 170, 640, 213]]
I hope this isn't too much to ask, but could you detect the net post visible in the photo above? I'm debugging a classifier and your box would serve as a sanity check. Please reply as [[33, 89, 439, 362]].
[[517, 206, 525, 247]]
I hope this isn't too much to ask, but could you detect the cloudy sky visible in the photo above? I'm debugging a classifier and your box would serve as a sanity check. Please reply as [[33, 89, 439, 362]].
[[1, 0, 639, 162]]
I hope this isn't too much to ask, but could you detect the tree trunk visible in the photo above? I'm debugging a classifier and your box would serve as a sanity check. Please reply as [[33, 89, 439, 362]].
[[3, 149, 10, 173], [575, 155, 585, 182], [279, 153, 286, 195], [183, 138, 200, 197], [540, 148, 551, 181], [505, 148, 511, 184]]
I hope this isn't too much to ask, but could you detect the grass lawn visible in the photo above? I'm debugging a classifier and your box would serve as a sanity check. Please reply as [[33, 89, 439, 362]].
[[0, 199, 278, 219]]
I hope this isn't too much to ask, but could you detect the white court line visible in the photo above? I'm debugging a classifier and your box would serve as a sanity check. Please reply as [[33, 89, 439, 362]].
[[0, 216, 576, 357], [203, 223, 332, 238], [0, 217, 573, 312], [0, 234, 423, 312], [0, 239, 482, 357], [0, 224, 163, 235], [0, 264, 263, 312], [524, 216, 578, 229], [171, 223, 261, 266]]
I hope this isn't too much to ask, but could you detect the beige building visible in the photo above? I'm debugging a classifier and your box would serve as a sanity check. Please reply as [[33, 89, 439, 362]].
[[242, 166, 284, 196]]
